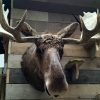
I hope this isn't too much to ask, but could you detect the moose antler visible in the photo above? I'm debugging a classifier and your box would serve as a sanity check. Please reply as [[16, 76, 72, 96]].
[[57, 22, 79, 38], [0, 4, 14, 40], [62, 9, 100, 44], [0, 0, 100, 45], [0, 0, 41, 43], [16, 21, 38, 36]]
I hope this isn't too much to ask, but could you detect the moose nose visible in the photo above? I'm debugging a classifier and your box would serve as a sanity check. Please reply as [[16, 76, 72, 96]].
[[54, 95, 59, 97]]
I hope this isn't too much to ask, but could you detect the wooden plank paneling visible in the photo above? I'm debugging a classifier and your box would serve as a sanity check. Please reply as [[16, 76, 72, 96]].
[[10, 42, 32, 54], [8, 55, 22, 68], [64, 45, 88, 57], [6, 84, 50, 100], [12, 19, 71, 33], [6, 69, 10, 84], [7, 68, 100, 84], [11, 9, 48, 21], [11, 8, 77, 33], [65, 84, 100, 99], [48, 12, 75, 23], [11, 8, 77, 23], [9, 68, 27, 84], [10, 42, 98, 57], [8, 54, 100, 70], [6, 84, 100, 99]]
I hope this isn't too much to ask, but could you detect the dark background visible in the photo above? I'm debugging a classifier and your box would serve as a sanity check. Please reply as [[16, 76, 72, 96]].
[[0, 0, 11, 54], [13, 0, 98, 15]]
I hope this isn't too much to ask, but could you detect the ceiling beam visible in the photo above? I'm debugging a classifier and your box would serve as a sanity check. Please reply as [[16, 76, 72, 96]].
[[13, 0, 97, 15]]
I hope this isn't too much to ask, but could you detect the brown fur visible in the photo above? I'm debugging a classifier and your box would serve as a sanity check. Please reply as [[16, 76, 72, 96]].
[[21, 45, 45, 91], [21, 34, 68, 96]]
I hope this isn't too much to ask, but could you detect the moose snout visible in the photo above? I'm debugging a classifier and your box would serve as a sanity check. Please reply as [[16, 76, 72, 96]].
[[45, 75, 68, 97], [47, 82, 68, 97]]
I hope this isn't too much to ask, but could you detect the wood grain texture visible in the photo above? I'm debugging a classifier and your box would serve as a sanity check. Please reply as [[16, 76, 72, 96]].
[[6, 84, 51, 100], [6, 84, 100, 99], [10, 42, 32, 54], [11, 9, 48, 21], [8, 55, 22, 68], [6, 69, 10, 84], [6, 68, 100, 84], [8, 54, 100, 70], [9, 42, 99, 57]]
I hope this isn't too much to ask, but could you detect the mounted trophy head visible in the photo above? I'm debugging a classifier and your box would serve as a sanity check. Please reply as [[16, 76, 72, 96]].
[[0, 0, 100, 97]]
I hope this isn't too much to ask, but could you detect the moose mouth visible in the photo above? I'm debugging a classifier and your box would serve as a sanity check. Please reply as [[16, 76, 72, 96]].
[[45, 87, 59, 97]]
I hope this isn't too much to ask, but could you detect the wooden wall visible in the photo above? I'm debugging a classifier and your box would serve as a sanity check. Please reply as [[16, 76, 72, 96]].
[[6, 1, 100, 100]]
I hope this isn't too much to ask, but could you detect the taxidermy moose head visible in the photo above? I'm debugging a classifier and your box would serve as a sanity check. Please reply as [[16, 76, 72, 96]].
[[0, 0, 100, 97]]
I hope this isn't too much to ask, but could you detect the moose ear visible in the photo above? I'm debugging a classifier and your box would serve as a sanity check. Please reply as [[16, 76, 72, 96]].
[[64, 59, 84, 80], [57, 22, 79, 38]]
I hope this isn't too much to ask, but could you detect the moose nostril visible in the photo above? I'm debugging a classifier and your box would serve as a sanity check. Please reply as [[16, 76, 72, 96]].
[[54, 95, 59, 97]]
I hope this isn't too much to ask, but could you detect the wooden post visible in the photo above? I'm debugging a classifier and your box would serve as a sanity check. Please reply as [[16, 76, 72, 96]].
[[0, 38, 8, 100]]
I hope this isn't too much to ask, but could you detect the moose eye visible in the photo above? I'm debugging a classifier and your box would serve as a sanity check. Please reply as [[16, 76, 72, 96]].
[[36, 48, 44, 54]]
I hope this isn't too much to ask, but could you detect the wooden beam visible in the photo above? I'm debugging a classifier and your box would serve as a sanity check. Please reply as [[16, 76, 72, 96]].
[[6, 84, 100, 99], [9, 42, 99, 57], [7, 68, 100, 84], [6, 84, 51, 100], [8, 54, 100, 70], [13, 0, 97, 15]]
